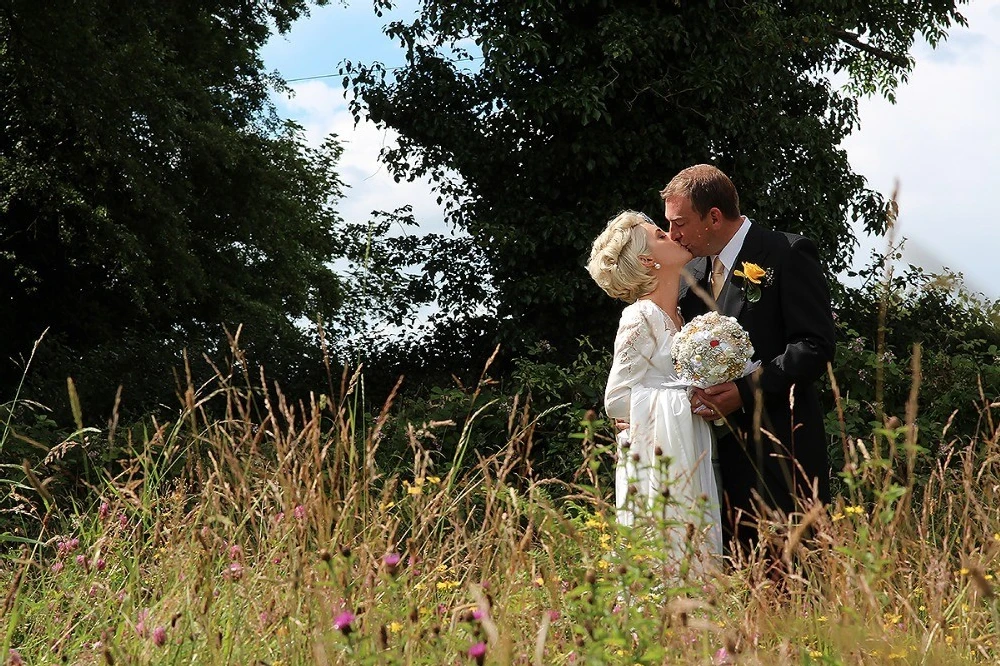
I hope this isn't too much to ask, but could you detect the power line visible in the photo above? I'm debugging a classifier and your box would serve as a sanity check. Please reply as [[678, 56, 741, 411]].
[[283, 55, 483, 83], [285, 73, 342, 83]]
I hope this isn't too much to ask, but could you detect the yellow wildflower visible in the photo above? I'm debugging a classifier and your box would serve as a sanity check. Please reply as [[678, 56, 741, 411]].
[[596, 559, 609, 570], [832, 513, 845, 522], [817, 615, 828, 622], [389, 621, 403, 633], [426, 476, 441, 484], [809, 650, 823, 658], [844, 505, 865, 515]]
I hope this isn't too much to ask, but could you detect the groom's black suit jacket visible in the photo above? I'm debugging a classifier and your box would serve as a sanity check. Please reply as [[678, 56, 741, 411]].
[[679, 223, 836, 536]]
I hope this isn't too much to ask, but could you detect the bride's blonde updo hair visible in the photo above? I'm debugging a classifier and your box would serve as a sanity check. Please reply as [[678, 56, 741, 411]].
[[586, 210, 656, 303]]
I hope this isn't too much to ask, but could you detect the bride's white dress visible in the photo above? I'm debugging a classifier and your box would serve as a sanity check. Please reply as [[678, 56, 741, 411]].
[[605, 298, 723, 557]]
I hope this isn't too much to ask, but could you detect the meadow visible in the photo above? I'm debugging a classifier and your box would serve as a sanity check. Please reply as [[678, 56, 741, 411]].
[[2, 352, 1000, 666]]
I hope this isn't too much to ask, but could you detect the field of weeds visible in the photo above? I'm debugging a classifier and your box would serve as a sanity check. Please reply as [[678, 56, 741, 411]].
[[2, 361, 1000, 665]]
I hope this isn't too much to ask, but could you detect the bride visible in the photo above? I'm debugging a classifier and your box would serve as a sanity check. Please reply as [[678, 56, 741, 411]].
[[587, 210, 723, 558]]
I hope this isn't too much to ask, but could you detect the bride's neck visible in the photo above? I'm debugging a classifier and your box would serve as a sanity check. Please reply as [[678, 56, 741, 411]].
[[643, 271, 682, 323]]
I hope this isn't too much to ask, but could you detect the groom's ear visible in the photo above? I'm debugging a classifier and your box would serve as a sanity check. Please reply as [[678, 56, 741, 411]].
[[708, 207, 723, 226]]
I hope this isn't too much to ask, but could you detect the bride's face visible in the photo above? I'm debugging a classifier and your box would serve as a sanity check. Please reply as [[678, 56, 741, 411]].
[[641, 222, 691, 269]]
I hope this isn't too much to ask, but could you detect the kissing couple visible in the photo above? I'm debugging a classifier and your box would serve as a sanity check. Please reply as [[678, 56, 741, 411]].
[[587, 164, 836, 559]]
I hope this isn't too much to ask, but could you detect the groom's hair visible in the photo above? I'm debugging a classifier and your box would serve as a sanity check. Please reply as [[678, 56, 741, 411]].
[[660, 164, 741, 220]]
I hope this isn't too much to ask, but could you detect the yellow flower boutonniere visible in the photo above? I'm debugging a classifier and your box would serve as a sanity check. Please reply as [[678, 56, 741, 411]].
[[732, 261, 772, 302]]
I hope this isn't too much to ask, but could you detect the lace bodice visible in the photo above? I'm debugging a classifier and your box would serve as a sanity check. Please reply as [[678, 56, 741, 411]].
[[605, 299, 682, 420]]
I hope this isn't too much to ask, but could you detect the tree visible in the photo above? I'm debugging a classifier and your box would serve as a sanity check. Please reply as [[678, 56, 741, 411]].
[[0, 1, 343, 416], [345, 0, 967, 367]]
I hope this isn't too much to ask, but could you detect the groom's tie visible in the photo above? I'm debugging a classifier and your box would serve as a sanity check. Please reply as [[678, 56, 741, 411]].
[[711, 256, 726, 300]]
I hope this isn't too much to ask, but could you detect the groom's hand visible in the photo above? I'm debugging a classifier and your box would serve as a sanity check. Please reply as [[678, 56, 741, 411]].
[[692, 382, 742, 420]]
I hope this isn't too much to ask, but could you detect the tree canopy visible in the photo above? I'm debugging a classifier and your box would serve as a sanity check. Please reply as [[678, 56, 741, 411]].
[[0, 0, 344, 414], [345, 0, 968, 366]]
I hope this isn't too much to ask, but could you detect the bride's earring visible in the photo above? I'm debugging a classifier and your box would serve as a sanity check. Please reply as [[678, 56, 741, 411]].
[[653, 262, 661, 270]]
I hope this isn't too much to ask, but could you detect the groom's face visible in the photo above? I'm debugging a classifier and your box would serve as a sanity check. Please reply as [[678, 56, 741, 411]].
[[664, 195, 715, 258]]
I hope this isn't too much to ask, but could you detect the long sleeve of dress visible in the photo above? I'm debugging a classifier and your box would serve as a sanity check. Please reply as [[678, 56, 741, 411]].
[[602, 302, 723, 558], [604, 305, 657, 420]]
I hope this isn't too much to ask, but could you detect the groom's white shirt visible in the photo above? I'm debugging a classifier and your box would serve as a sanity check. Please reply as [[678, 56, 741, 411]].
[[713, 216, 751, 284]]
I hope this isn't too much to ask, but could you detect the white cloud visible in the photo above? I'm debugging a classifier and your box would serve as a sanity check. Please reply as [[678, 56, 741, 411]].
[[842, 0, 1000, 298], [279, 80, 450, 233], [275, 80, 458, 338]]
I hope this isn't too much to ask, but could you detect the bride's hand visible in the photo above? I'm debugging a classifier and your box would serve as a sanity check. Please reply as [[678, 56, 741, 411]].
[[614, 419, 630, 431]]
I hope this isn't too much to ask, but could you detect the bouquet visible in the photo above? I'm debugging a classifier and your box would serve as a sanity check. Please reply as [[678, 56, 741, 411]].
[[670, 311, 759, 424]]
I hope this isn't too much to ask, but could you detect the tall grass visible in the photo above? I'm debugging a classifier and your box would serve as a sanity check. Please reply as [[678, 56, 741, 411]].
[[1, 339, 998, 666]]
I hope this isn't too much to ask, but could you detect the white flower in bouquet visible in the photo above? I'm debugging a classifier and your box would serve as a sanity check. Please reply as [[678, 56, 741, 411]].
[[671, 311, 757, 390]]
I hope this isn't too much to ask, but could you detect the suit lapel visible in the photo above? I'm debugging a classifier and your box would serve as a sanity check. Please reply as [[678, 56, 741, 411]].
[[679, 256, 711, 321], [699, 256, 712, 292], [679, 257, 709, 295], [717, 275, 744, 318], [718, 223, 765, 319]]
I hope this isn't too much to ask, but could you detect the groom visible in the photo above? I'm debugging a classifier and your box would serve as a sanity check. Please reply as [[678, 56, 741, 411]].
[[664, 164, 836, 547]]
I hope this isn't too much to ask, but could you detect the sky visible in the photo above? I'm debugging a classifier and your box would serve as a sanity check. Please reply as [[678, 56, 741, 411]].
[[262, 0, 1000, 300]]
